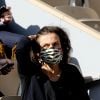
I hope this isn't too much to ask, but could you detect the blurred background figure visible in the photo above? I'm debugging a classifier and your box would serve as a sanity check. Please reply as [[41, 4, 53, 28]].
[[0, 0, 12, 27], [0, 39, 14, 97]]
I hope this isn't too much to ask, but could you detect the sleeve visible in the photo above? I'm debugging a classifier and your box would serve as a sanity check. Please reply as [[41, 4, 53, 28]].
[[16, 36, 40, 77], [0, 31, 25, 48]]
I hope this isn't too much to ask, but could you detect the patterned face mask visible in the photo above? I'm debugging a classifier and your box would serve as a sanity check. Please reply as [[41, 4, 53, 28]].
[[40, 48, 63, 64]]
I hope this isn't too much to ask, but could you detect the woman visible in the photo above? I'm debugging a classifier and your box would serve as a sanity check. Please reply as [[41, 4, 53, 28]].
[[16, 26, 90, 100]]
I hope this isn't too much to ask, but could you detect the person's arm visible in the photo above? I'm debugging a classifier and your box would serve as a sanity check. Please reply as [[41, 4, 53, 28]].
[[16, 36, 40, 77]]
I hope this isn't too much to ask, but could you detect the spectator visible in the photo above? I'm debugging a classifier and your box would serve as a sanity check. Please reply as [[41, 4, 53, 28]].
[[0, 0, 40, 35], [16, 26, 90, 100], [0, 6, 12, 25], [0, 0, 13, 30]]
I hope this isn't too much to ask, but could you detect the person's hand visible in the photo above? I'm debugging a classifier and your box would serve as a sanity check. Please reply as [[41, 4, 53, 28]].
[[0, 7, 13, 24], [0, 59, 14, 75], [0, 65, 13, 75], [28, 35, 37, 41], [41, 62, 53, 72], [40, 61, 54, 74]]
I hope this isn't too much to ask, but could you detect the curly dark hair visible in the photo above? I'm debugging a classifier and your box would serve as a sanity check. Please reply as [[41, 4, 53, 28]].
[[36, 26, 72, 64]]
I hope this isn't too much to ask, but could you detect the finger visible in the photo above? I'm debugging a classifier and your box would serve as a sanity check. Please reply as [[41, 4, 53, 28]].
[[41, 63, 52, 72]]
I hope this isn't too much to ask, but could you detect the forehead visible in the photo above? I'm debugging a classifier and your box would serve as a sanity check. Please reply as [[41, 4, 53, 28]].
[[37, 32, 60, 45]]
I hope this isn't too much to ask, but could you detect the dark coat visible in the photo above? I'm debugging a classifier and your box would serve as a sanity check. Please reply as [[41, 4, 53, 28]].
[[22, 64, 90, 100]]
